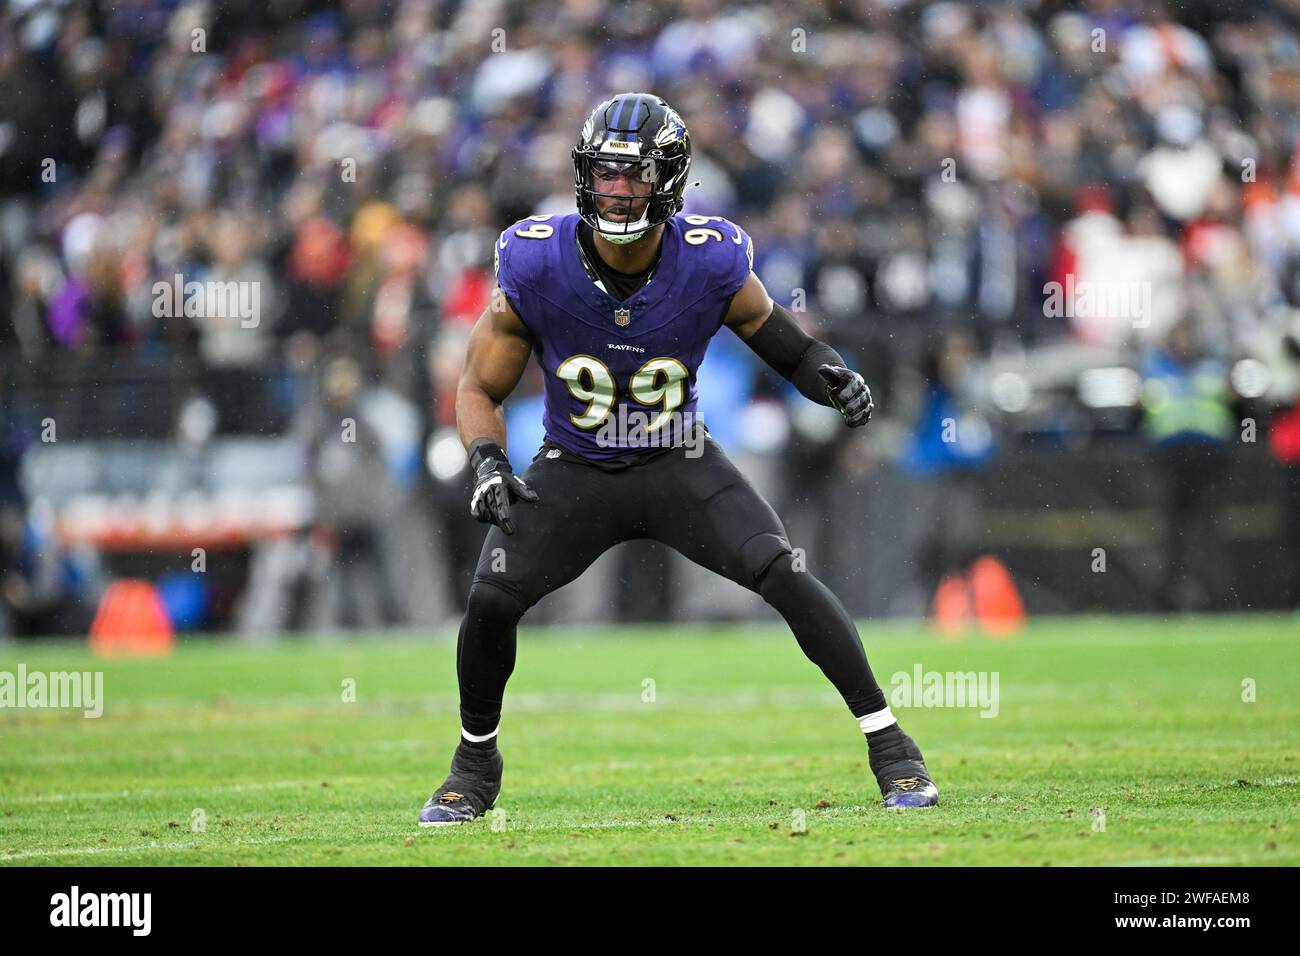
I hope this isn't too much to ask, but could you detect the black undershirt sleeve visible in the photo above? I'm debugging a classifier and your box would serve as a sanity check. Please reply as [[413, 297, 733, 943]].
[[739, 301, 846, 407]]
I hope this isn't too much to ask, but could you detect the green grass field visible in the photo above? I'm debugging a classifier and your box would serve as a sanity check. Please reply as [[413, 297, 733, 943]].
[[1, 615, 1297, 866]]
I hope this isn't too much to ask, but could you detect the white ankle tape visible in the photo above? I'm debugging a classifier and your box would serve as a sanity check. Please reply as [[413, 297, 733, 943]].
[[857, 707, 896, 734]]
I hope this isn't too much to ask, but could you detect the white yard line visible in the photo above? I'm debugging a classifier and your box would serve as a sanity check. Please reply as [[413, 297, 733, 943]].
[[1113, 854, 1249, 867], [419, 803, 880, 834], [7, 779, 350, 805], [1, 836, 296, 862], [2, 805, 887, 860], [1, 688, 841, 722]]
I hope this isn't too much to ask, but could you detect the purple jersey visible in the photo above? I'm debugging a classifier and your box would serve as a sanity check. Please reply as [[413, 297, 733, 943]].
[[494, 212, 754, 461]]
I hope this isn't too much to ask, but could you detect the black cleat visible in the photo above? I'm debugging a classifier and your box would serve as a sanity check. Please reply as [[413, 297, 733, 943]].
[[418, 741, 503, 827], [868, 727, 940, 809]]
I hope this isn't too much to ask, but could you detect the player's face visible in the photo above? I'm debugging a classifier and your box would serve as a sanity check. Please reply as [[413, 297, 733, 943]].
[[591, 160, 656, 222]]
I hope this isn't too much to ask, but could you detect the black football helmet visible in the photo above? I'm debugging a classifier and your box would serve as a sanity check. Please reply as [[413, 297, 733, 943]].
[[572, 93, 692, 244]]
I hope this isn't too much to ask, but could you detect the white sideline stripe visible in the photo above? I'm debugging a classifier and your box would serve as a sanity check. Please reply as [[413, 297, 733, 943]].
[[7, 839, 1286, 866], [570, 752, 806, 772], [0, 688, 844, 719], [6, 753, 855, 805], [1, 836, 296, 862], [8, 779, 350, 805], [422, 805, 884, 835], [5, 754, 834, 805], [1114, 855, 1247, 867], [7, 808, 888, 858]]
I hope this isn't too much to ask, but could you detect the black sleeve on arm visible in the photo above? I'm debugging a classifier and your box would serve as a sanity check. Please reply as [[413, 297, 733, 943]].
[[740, 301, 847, 407]]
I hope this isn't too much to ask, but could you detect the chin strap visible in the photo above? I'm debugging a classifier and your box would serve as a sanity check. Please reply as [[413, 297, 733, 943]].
[[594, 213, 653, 244], [589, 185, 701, 244]]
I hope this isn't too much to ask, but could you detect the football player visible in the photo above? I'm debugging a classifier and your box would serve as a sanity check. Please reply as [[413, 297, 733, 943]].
[[420, 93, 938, 825]]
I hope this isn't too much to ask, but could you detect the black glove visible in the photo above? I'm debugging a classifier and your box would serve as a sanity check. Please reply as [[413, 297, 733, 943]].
[[467, 440, 538, 536], [817, 365, 874, 427]]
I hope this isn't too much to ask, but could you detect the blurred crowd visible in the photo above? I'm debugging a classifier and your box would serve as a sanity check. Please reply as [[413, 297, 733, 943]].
[[4, 0, 1300, 634]]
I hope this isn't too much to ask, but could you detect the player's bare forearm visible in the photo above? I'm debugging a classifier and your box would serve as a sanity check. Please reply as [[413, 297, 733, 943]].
[[724, 270, 777, 341], [456, 385, 508, 450], [456, 293, 534, 450], [456, 291, 540, 534]]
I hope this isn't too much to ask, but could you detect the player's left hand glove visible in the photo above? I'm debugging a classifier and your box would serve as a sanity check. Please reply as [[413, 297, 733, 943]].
[[817, 364, 874, 428]]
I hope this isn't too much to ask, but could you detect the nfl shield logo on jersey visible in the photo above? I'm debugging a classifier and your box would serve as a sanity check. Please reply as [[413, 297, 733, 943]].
[[614, 307, 631, 327]]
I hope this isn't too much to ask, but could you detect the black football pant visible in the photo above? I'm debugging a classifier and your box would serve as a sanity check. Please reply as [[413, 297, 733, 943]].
[[455, 434, 888, 737]]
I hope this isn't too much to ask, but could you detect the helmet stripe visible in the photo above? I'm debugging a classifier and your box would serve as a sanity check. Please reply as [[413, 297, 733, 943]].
[[611, 94, 630, 140], [628, 94, 644, 142]]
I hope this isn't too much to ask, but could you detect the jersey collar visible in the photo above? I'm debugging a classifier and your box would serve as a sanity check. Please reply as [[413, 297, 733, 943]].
[[565, 213, 679, 316]]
